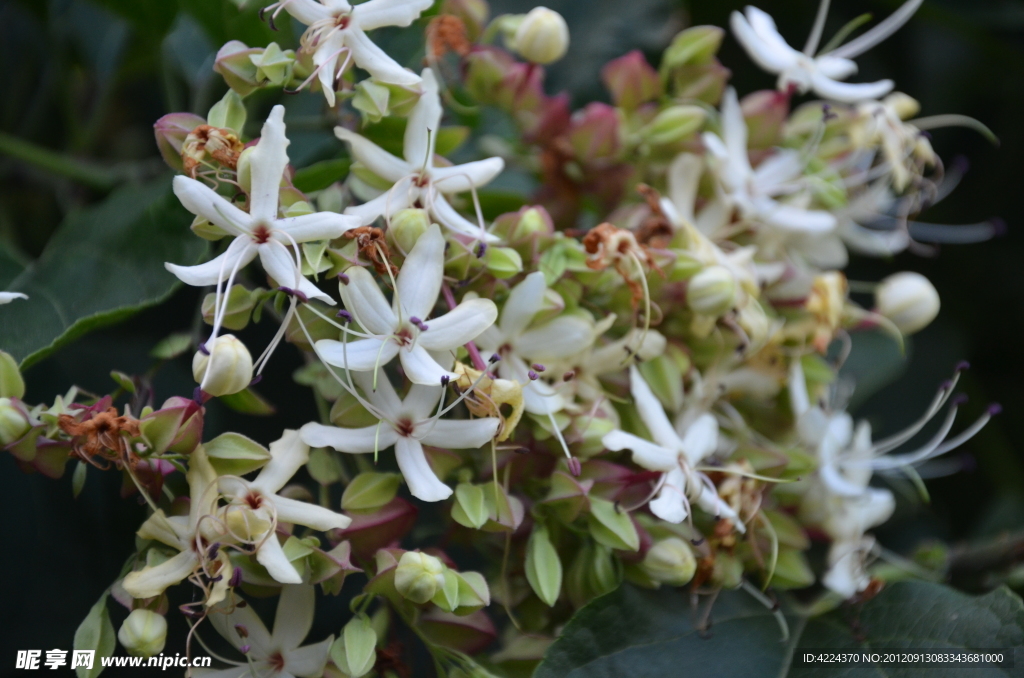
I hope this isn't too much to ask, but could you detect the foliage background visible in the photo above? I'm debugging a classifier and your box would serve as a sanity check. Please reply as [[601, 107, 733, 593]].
[[0, 0, 1022, 673]]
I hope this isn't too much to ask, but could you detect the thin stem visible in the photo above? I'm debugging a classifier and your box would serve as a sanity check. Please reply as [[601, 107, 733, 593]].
[[0, 132, 120, 190]]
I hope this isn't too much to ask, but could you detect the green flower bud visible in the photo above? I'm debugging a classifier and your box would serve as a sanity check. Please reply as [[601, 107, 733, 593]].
[[389, 209, 431, 253], [642, 105, 706, 146], [353, 79, 392, 125], [0, 398, 31, 445], [484, 246, 524, 279], [206, 90, 247, 134], [0, 350, 24, 399], [687, 265, 736, 316], [661, 26, 724, 70], [192, 334, 253, 397], [214, 41, 262, 96], [512, 7, 569, 65], [875, 272, 939, 335], [117, 609, 167, 658], [394, 551, 446, 604], [330, 614, 378, 678], [248, 42, 295, 87], [641, 538, 696, 586]]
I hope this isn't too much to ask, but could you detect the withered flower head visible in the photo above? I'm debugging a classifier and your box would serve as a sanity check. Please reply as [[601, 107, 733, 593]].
[[59, 406, 141, 469], [345, 226, 399, 277], [182, 125, 245, 178]]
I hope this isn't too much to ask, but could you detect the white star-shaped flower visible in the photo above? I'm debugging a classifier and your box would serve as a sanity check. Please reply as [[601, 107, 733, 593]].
[[166, 106, 359, 308], [730, 0, 923, 103], [336, 68, 505, 241], [301, 370, 499, 502], [197, 585, 333, 678], [316, 224, 498, 386], [275, 0, 432, 106], [475, 271, 598, 415], [602, 366, 744, 531], [218, 430, 352, 584], [703, 88, 836, 235]]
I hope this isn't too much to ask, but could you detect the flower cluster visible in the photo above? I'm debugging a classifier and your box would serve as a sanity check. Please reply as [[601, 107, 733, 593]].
[[2, 0, 1002, 675]]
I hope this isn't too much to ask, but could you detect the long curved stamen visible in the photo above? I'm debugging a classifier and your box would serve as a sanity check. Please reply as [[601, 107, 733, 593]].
[[202, 239, 251, 391], [431, 170, 491, 245], [919, 406, 997, 459], [862, 400, 961, 470], [300, 303, 378, 338], [803, 0, 832, 56], [872, 368, 963, 454], [288, 45, 352, 95], [826, 0, 923, 59]]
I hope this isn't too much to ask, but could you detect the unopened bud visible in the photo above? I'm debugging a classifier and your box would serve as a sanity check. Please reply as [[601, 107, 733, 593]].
[[117, 609, 167, 658], [192, 335, 254, 397], [687, 265, 736, 316], [642, 105, 706, 146], [394, 551, 446, 604], [512, 7, 569, 65], [884, 92, 920, 121], [0, 398, 31, 445], [153, 113, 206, 173], [641, 537, 696, 586], [214, 41, 262, 96], [875, 272, 940, 335], [484, 246, 524, 279], [353, 79, 392, 125], [389, 209, 431, 253], [248, 42, 295, 87], [602, 50, 661, 110]]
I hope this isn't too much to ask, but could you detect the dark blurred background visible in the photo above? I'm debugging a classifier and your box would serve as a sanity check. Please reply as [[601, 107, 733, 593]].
[[1, 0, 1022, 673]]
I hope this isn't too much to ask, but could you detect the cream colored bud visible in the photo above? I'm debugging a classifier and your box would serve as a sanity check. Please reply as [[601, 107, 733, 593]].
[[884, 92, 920, 121], [192, 334, 254, 397], [687, 265, 736, 316], [389, 209, 430, 253], [0, 398, 30, 445], [118, 609, 167, 657], [394, 551, 446, 604], [641, 537, 697, 586], [512, 7, 569, 65], [875, 272, 939, 335]]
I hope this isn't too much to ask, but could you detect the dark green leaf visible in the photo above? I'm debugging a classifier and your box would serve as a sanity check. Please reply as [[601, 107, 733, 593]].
[[73, 591, 116, 678], [0, 180, 207, 367], [219, 387, 276, 416], [292, 158, 352, 193]]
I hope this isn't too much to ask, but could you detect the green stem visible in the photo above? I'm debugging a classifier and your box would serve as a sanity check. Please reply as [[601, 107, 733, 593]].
[[0, 132, 119, 191]]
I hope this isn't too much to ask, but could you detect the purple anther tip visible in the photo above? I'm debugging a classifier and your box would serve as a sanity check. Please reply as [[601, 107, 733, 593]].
[[955, 360, 971, 372], [563, 371, 575, 382], [939, 380, 953, 391], [198, 343, 210, 355], [229, 566, 244, 588], [991, 218, 1008, 237], [193, 387, 205, 405], [567, 456, 582, 477], [988, 403, 1003, 415], [532, 363, 546, 372], [249, 375, 263, 386], [440, 375, 450, 387], [207, 542, 221, 560], [337, 309, 352, 321], [239, 645, 251, 655], [277, 286, 309, 303], [476, 243, 487, 258], [338, 272, 350, 284], [419, 323, 429, 331], [951, 394, 969, 407], [409, 316, 421, 325], [489, 353, 501, 364], [528, 370, 538, 380]]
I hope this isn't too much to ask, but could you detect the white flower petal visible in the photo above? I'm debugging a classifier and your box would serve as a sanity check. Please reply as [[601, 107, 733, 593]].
[[649, 467, 688, 523], [0, 291, 28, 304], [258, 243, 333, 303], [428, 190, 500, 241], [344, 176, 417, 226], [405, 383, 444, 419], [745, 7, 800, 63], [165, 238, 258, 287], [762, 201, 837, 233], [256, 533, 303, 584], [300, 421, 399, 454], [815, 55, 858, 79], [516, 316, 594, 363], [521, 379, 565, 416], [249, 105, 290, 223], [400, 344, 456, 386], [335, 127, 411, 183], [394, 436, 453, 501], [122, 550, 198, 599], [339, 265, 397, 334], [354, 0, 433, 31], [730, 9, 796, 74], [274, 212, 361, 242], [284, 637, 334, 678], [667, 153, 703, 224], [209, 594, 273, 654], [499, 271, 546, 338], [396, 223, 444, 320], [810, 72, 894, 103], [602, 429, 678, 472], [314, 32, 347, 108], [404, 68, 442, 166], [172, 176, 252, 236], [315, 337, 399, 371], [272, 584, 315, 651], [628, 366, 685, 451], [431, 157, 505, 194], [679, 413, 719, 466], [694, 483, 744, 530], [353, 368, 404, 415], [345, 27, 422, 86], [419, 417, 499, 449], [274, 495, 352, 531], [417, 299, 498, 351], [253, 430, 309, 495], [281, 0, 333, 25], [192, 665, 257, 678]]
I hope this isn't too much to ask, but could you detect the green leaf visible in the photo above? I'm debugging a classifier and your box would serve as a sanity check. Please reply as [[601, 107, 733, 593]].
[[536, 581, 1024, 678], [204, 432, 271, 476], [342, 614, 379, 678], [109, 370, 135, 393], [342, 472, 402, 512], [73, 591, 116, 678], [219, 387, 276, 416], [0, 180, 207, 367], [72, 461, 87, 499], [292, 159, 352, 193], [588, 498, 640, 552], [526, 525, 563, 607], [451, 482, 488, 529], [150, 332, 193, 360]]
